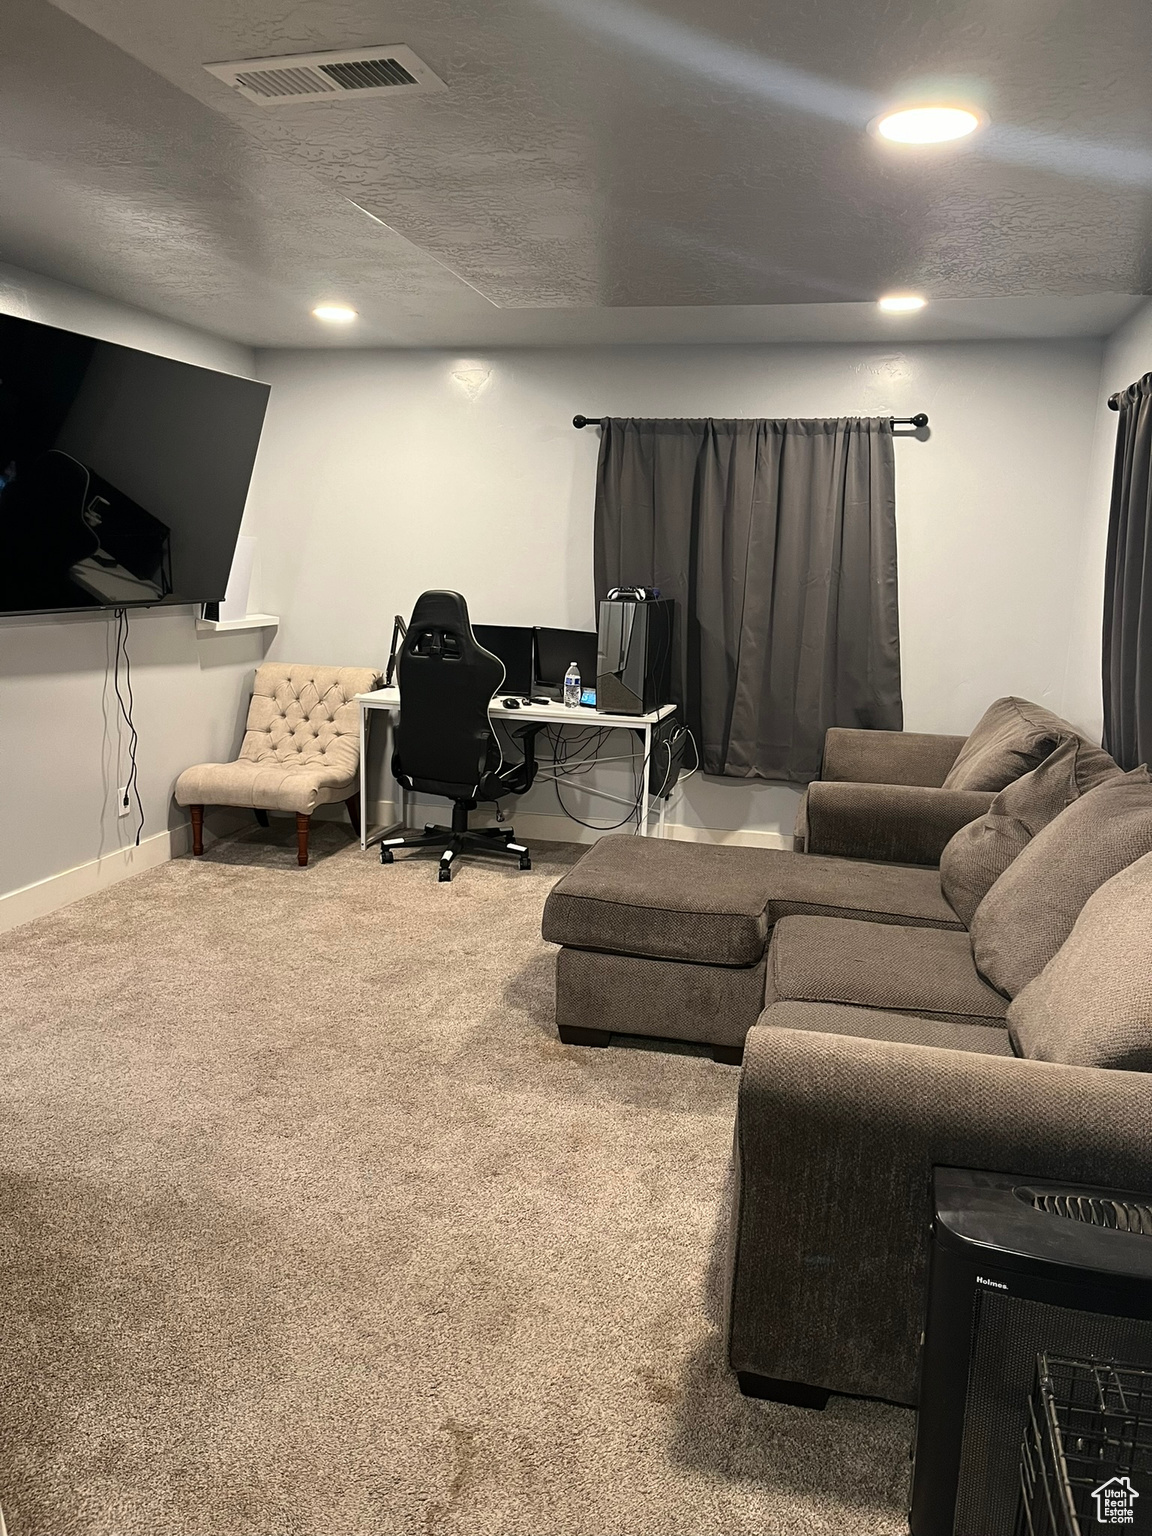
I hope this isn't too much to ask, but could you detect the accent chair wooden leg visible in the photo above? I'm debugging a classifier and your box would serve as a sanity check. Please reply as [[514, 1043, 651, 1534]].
[[345, 792, 362, 836], [254, 809, 270, 828], [296, 813, 310, 867], [190, 805, 204, 856]]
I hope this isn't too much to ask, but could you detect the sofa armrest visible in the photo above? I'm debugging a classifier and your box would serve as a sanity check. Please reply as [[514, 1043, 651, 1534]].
[[727, 1024, 1152, 1404], [822, 728, 968, 787], [800, 781, 995, 864]]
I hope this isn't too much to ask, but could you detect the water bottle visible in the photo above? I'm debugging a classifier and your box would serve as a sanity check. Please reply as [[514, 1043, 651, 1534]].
[[563, 662, 581, 708]]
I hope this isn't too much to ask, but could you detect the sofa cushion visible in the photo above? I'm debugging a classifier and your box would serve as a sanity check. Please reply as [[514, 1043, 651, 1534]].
[[970, 769, 1152, 998], [762, 856, 962, 928], [542, 836, 775, 965], [764, 916, 1009, 1022], [942, 696, 1119, 793], [1008, 853, 1152, 1070], [174, 758, 358, 816], [542, 839, 962, 967], [762, 1000, 1014, 1056], [939, 737, 1082, 925]]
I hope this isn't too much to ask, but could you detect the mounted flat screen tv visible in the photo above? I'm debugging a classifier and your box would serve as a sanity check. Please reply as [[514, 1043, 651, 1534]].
[[0, 313, 270, 616]]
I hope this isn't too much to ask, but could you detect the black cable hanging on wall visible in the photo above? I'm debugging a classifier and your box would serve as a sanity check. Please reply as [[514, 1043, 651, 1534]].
[[113, 607, 145, 847]]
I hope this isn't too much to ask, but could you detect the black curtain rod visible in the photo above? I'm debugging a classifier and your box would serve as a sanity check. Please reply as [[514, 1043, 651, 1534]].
[[1110, 372, 1152, 410], [572, 412, 929, 430]]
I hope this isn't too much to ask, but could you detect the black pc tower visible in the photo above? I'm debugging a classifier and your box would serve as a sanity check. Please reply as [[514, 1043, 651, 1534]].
[[596, 597, 673, 716], [911, 1167, 1152, 1536]]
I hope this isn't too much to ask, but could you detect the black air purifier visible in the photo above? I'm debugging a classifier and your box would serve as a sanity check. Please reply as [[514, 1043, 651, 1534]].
[[910, 1168, 1152, 1536], [596, 597, 673, 715]]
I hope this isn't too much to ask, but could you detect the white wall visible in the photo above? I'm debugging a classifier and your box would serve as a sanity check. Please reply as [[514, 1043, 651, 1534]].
[[244, 338, 1105, 843], [1062, 299, 1152, 746], [0, 261, 262, 923]]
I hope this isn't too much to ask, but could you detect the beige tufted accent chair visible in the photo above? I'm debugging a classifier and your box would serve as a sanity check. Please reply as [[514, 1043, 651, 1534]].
[[176, 663, 380, 865]]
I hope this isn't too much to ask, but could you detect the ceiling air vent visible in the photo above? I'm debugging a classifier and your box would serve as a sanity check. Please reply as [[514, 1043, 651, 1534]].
[[204, 47, 447, 106]]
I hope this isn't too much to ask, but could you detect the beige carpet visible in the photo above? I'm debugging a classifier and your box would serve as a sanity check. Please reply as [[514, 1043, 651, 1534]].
[[0, 823, 912, 1536]]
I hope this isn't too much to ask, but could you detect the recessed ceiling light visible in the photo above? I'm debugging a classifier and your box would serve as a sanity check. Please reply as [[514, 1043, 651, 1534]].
[[312, 304, 358, 323], [874, 106, 983, 144], [878, 294, 927, 313]]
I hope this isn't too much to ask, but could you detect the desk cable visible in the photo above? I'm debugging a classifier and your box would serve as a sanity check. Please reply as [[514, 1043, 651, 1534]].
[[491, 717, 699, 832]]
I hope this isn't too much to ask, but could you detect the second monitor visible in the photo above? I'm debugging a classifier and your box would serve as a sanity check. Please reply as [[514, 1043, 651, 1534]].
[[472, 624, 535, 697], [534, 628, 599, 700]]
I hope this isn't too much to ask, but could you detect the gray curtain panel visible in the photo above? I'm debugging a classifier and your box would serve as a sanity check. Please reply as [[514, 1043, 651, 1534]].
[[593, 417, 902, 782], [1103, 374, 1152, 771]]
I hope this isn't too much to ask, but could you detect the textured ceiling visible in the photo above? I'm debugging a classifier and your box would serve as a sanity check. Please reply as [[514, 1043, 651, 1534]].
[[2, 0, 1150, 345]]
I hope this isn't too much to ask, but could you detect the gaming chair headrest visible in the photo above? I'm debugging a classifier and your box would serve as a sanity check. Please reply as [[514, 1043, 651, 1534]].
[[399, 591, 502, 686], [407, 590, 471, 635]]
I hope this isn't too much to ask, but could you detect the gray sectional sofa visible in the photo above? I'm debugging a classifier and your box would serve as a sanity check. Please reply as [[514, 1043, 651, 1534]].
[[541, 696, 1152, 1408]]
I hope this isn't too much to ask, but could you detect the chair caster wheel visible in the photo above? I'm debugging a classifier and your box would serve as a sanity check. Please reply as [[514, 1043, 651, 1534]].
[[380, 847, 393, 864], [438, 865, 452, 882], [424, 823, 437, 834], [519, 855, 532, 870]]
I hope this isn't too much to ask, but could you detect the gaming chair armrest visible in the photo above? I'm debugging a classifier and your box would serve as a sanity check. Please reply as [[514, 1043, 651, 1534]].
[[505, 723, 543, 794]]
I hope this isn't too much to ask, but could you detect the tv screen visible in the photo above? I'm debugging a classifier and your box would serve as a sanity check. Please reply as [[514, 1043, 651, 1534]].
[[0, 313, 270, 616]]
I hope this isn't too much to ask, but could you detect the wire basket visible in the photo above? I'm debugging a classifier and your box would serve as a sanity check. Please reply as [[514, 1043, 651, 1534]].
[[1017, 1354, 1152, 1535]]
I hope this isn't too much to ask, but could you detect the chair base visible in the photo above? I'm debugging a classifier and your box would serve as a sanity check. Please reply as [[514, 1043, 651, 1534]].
[[380, 800, 530, 881], [736, 1371, 830, 1410]]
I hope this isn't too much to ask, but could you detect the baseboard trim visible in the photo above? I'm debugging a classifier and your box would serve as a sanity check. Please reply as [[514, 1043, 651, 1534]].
[[506, 812, 792, 849], [0, 810, 246, 935], [368, 802, 792, 850], [2, 801, 792, 933], [657, 822, 794, 850]]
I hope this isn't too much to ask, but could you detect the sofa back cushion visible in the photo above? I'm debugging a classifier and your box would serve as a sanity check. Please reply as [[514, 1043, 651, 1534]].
[[969, 769, 1152, 997], [939, 738, 1082, 926], [942, 696, 1120, 793], [1008, 853, 1152, 1069]]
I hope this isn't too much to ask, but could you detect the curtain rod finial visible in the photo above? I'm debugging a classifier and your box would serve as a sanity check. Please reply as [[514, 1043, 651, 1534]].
[[910, 413, 929, 429], [573, 414, 589, 429]]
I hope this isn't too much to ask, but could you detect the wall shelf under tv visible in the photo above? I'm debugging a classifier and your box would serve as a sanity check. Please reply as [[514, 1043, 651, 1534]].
[[195, 613, 279, 634]]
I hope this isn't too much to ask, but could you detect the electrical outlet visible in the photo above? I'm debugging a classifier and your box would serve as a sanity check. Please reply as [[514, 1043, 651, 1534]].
[[117, 785, 131, 817]]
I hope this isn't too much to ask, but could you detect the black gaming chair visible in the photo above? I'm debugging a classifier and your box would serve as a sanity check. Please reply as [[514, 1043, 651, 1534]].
[[381, 590, 540, 881]]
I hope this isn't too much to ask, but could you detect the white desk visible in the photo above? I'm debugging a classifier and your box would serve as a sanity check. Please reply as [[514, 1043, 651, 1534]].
[[356, 687, 677, 848]]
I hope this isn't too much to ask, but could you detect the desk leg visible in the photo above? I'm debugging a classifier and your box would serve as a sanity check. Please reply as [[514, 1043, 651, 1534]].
[[359, 703, 368, 851], [362, 707, 409, 852], [639, 723, 652, 836]]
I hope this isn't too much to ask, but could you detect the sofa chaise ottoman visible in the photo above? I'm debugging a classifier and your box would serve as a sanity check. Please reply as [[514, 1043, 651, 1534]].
[[541, 834, 962, 1059]]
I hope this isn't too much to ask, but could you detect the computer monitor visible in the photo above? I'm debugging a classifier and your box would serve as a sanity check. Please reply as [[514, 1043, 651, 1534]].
[[534, 627, 599, 697], [472, 624, 535, 696]]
